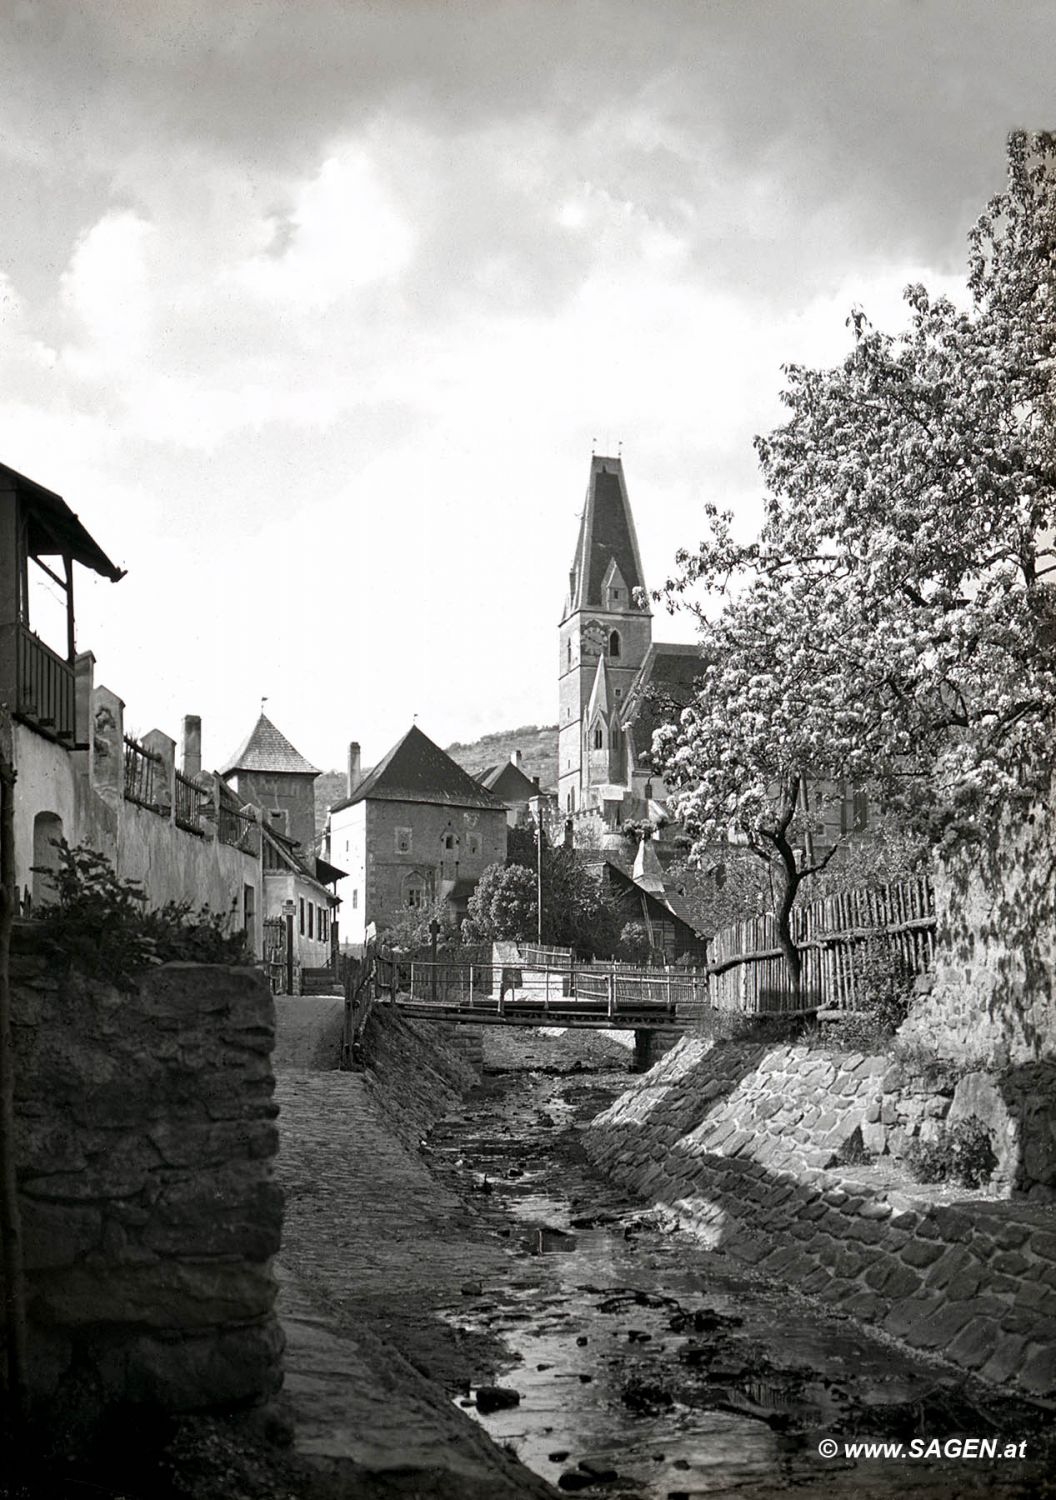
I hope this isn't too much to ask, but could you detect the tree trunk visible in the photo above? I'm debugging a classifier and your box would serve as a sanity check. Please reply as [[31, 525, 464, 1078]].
[[0, 746, 29, 1424], [772, 850, 802, 1004]]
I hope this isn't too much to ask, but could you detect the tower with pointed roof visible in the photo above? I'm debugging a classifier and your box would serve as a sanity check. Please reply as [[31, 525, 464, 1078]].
[[220, 712, 321, 853], [558, 455, 653, 817]]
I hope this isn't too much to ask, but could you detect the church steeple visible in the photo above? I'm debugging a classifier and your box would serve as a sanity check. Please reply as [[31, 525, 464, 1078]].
[[558, 454, 653, 818], [565, 454, 649, 619]]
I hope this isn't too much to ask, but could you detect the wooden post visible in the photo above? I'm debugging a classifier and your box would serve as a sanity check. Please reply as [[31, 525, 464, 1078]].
[[0, 738, 30, 1424], [429, 918, 440, 1004], [607, 970, 615, 1019]]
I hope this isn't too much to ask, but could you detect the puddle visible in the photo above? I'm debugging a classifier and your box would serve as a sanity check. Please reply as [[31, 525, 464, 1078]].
[[432, 1066, 1054, 1498]]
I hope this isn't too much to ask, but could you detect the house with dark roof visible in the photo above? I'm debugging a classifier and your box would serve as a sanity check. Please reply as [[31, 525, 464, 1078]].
[[476, 749, 556, 828], [1, 462, 269, 948], [557, 454, 702, 831], [221, 711, 344, 981], [327, 724, 508, 947]]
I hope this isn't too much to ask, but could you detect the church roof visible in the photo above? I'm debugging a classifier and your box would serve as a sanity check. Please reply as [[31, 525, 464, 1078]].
[[478, 760, 540, 801], [566, 455, 648, 615], [620, 643, 702, 766], [220, 713, 321, 778], [333, 724, 507, 812]]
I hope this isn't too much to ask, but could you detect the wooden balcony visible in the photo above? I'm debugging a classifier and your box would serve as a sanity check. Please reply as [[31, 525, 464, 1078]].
[[15, 624, 76, 743]]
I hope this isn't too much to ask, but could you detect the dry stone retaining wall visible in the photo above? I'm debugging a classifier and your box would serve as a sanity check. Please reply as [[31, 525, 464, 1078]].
[[584, 1037, 1056, 1398], [7, 929, 284, 1422]]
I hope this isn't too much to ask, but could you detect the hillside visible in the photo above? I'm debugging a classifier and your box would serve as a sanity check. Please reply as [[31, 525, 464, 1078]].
[[312, 724, 559, 839], [445, 723, 558, 788]]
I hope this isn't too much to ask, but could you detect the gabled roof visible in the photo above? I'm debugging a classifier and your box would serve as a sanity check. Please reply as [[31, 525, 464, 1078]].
[[565, 455, 649, 616], [619, 642, 702, 765], [331, 724, 507, 812], [1, 460, 125, 581], [479, 759, 540, 802], [261, 824, 339, 900], [220, 712, 321, 778]]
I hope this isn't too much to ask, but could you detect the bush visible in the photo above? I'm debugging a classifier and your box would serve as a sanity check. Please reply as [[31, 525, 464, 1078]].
[[33, 841, 249, 986], [903, 1117, 997, 1189], [617, 921, 651, 965]]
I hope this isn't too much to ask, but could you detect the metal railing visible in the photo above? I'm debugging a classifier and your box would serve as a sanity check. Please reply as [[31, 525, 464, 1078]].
[[16, 625, 76, 741], [123, 734, 164, 811], [174, 769, 205, 835]]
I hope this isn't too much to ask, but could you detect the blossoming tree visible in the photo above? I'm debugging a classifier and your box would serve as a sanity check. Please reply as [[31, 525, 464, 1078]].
[[655, 131, 1056, 999]]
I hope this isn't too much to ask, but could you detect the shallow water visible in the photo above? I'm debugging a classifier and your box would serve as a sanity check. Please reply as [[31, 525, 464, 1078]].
[[429, 1065, 1055, 1499]]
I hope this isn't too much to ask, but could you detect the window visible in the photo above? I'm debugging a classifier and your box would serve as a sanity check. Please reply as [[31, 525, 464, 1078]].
[[610, 728, 619, 748], [406, 884, 424, 908], [443, 832, 458, 852], [593, 726, 603, 749], [609, 630, 621, 658], [308, 903, 314, 939], [395, 827, 412, 853], [467, 832, 481, 857], [299, 898, 305, 935], [612, 588, 621, 602], [567, 641, 571, 668]]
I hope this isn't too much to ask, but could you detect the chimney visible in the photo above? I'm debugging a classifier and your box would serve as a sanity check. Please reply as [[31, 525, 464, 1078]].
[[347, 741, 361, 795], [532, 776, 540, 789], [182, 715, 202, 778], [510, 749, 522, 768]]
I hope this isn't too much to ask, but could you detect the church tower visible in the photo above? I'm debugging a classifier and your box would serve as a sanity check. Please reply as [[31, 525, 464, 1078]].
[[558, 455, 652, 816]]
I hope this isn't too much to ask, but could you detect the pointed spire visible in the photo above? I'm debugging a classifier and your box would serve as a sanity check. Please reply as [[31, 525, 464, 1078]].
[[220, 712, 320, 777], [587, 652, 611, 722], [633, 833, 666, 894], [565, 454, 648, 616]]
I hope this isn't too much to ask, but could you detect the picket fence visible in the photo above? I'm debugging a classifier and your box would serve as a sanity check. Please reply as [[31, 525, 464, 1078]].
[[706, 874, 936, 1013]]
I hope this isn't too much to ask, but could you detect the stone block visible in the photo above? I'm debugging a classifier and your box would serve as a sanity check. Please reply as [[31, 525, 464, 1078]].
[[904, 1301, 980, 1351], [32, 1256, 277, 1329], [979, 1336, 1029, 1386], [1017, 1344, 1056, 1397], [21, 1200, 103, 1271], [883, 1294, 940, 1338], [94, 1317, 285, 1410]]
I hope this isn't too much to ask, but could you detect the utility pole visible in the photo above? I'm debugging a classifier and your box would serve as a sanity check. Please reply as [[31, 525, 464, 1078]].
[[531, 796, 544, 946]]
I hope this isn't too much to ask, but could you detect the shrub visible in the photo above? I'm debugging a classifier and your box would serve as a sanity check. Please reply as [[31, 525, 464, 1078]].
[[617, 921, 651, 965], [903, 1116, 997, 1189], [33, 840, 249, 986]]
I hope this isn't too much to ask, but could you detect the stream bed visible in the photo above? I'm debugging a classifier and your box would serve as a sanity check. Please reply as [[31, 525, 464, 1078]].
[[426, 1057, 1055, 1499]]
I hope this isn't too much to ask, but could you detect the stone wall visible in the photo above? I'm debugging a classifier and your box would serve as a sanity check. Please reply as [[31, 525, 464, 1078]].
[[900, 784, 1056, 1066], [584, 1037, 1056, 1397], [6, 929, 284, 1423]]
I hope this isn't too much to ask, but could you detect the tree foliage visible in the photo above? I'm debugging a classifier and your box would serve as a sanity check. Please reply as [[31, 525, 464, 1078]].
[[464, 861, 538, 942], [505, 826, 619, 957], [656, 132, 1056, 993]]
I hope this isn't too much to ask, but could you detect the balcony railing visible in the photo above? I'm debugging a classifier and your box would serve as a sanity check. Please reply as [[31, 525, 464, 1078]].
[[174, 769, 206, 835], [218, 804, 258, 849], [123, 734, 164, 811], [16, 625, 76, 742]]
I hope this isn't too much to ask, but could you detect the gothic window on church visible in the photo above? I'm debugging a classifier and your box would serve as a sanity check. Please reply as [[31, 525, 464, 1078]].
[[593, 726, 603, 750], [611, 728, 619, 748], [609, 630, 621, 658]]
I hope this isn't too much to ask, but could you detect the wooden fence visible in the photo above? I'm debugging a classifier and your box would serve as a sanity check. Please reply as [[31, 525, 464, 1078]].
[[706, 874, 935, 1013]]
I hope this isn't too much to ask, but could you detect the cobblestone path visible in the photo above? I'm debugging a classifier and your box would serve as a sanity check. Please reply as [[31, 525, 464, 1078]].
[[273, 1055, 550, 1497]]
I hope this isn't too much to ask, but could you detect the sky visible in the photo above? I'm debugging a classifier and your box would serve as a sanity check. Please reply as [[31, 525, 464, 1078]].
[[1, 0, 1054, 777]]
